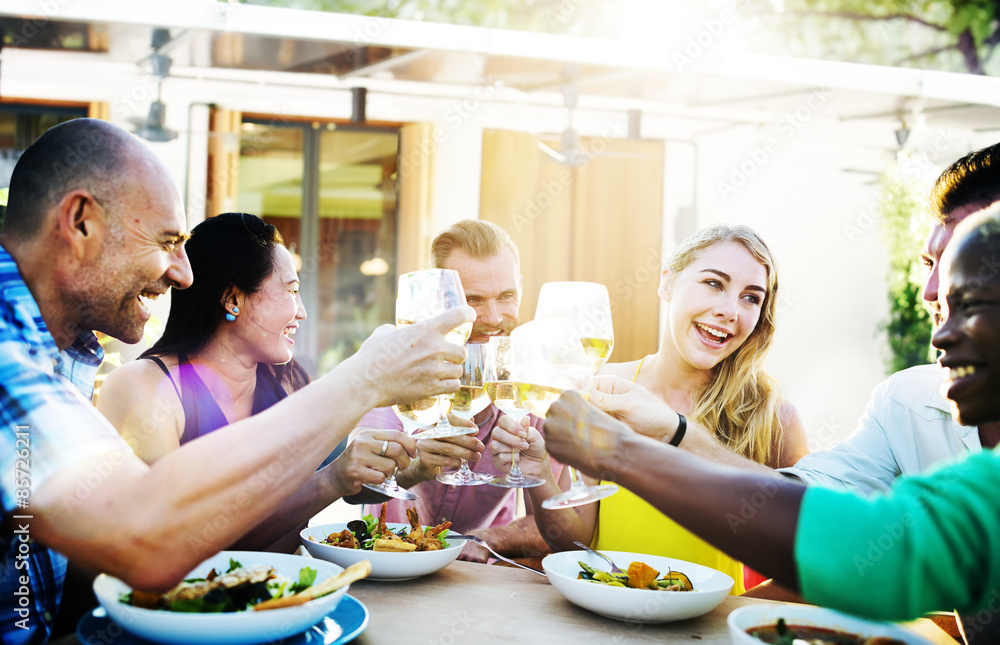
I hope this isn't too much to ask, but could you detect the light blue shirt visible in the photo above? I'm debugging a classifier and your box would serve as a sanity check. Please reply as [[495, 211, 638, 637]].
[[780, 363, 980, 496]]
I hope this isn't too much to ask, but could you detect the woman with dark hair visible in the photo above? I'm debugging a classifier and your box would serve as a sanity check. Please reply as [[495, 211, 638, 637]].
[[98, 213, 410, 551]]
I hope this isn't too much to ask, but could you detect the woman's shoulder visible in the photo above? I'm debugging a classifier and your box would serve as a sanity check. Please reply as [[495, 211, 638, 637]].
[[97, 355, 187, 462], [777, 399, 804, 428], [774, 399, 809, 466], [100, 355, 181, 400]]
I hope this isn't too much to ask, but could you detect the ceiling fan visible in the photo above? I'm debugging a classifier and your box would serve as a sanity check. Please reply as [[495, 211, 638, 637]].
[[535, 85, 591, 167], [132, 28, 178, 142], [535, 85, 660, 167]]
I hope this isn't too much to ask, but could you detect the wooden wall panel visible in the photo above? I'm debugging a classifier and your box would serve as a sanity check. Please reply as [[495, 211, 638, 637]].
[[207, 108, 242, 218], [87, 102, 110, 120], [479, 129, 573, 329], [397, 122, 435, 274], [572, 139, 664, 363], [480, 130, 663, 363]]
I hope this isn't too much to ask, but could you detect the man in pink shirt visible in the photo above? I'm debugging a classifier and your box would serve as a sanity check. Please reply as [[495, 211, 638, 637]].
[[352, 220, 559, 563]]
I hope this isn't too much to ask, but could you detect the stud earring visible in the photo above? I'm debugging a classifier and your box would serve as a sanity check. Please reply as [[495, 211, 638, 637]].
[[225, 306, 239, 322]]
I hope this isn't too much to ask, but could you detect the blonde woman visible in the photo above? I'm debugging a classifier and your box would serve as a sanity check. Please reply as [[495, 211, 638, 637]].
[[493, 224, 808, 593]]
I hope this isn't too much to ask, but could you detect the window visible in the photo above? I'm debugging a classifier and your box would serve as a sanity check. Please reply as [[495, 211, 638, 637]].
[[237, 119, 400, 376], [0, 103, 88, 227]]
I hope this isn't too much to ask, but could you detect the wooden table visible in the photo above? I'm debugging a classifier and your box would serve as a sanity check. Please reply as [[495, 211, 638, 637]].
[[53, 561, 956, 645], [345, 561, 957, 644]]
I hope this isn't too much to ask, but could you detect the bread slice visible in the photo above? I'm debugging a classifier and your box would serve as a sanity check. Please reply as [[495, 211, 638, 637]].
[[253, 560, 371, 611]]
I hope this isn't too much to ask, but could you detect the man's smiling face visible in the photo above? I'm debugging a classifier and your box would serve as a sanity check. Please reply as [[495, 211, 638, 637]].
[[443, 248, 521, 341]]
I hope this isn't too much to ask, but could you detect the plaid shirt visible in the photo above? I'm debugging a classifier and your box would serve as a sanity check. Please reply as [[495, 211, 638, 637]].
[[1, 246, 129, 644]]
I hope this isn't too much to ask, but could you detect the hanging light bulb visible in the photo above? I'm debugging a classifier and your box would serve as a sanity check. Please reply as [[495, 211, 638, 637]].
[[360, 254, 389, 276], [361, 222, 389, 276]]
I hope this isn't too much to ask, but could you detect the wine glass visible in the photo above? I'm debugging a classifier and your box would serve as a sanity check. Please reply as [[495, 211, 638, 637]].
[[360, 402, 440, 500], [533, 282, 619, 510], [508, 318, 606, 506], [484, 336, 544, 489], [534, 281, 615, 373], [396, 269, 477, 440], [436, 343, 493, 486]]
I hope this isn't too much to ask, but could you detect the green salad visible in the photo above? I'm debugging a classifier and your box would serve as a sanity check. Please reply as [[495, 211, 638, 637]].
[[120, 558, 319, 613]]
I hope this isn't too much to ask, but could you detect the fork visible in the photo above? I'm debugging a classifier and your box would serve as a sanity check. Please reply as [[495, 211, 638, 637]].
[[573, 541, 625, 574], [448, 534, 547, 577]]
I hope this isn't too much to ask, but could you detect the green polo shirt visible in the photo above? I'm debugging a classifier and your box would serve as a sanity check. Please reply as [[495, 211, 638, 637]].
[[796, 447, 1000, 621]]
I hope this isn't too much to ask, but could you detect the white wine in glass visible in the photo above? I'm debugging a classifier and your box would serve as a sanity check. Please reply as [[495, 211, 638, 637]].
[[579, 337, 615, 374], [437, 343, 493, 486], [450, 365, 491, 422], [395, 269, 476, 440], [535, 281, 615, 373], [511, 382, 572, 418], [484, 337, 544, 489], [483, 381, 521, 419], [533, 281, 619, 510], [393, 397, 445, 428]]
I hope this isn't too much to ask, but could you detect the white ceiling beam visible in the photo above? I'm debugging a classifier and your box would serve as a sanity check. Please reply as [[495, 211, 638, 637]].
[[3, 1, 1000, 108]]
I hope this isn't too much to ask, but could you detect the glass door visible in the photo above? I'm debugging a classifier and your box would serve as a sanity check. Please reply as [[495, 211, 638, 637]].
[[237, 120, 400, 376]]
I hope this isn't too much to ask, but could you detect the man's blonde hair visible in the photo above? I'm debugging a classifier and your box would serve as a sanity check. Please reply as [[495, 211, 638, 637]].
[[431, 219, 521, 270]]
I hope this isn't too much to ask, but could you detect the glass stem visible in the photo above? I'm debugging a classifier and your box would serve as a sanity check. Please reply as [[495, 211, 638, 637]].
[[509, 449, 523, 479], [384, 466, 400, 491], [437, 395, 452, 428], [568, 466, 584, 489]]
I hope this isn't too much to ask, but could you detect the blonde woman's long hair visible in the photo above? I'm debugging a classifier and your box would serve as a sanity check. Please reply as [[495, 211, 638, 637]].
[[665, 224, 783, 465]]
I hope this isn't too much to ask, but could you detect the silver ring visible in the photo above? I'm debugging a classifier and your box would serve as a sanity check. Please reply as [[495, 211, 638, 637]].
[[379, 440, 389, 457]]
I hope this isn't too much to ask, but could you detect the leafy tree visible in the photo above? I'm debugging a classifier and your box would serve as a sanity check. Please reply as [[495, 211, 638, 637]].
[[757, 0, 1000, 74], [877, 158, 935, 373], [233, 0, 1000, 74]]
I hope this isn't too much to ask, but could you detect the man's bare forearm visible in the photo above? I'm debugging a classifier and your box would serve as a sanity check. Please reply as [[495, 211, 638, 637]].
[[34, 363, 378, 590], [674, 418, 779, 473]]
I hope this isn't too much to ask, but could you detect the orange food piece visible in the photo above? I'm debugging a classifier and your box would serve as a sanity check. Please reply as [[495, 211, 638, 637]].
[[627, 561, 661, 590]]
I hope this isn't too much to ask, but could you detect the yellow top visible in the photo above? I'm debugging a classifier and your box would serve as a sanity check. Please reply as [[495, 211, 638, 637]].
[[593, 355, 746, 594]]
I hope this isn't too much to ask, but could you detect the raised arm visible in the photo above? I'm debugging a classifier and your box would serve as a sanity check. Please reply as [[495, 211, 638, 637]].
[[545, 391, 1000, 622], [31, 308, 473, 590], [779, 372, 925, 495], [227, 428, 419, 551], [589, 375, 778, 473], [545, 391, 803, 588]]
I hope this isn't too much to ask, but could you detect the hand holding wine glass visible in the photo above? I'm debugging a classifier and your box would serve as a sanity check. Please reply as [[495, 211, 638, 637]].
[[485, 336, 544, 488], [532, 281, 619, 510], [395, 269, 478, 440], [349, 306, 471, 409], [437, 343, 493, 486], [345, 429, 417, 499], [360, 405, 435, 500]]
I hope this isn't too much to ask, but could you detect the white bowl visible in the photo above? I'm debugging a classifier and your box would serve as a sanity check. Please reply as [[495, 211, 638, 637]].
[[727, 603, 938, 644], [301, 522, 464, 581], [93, 551, 350, 645], [541, 550, 733, 623]]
